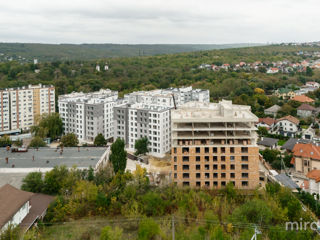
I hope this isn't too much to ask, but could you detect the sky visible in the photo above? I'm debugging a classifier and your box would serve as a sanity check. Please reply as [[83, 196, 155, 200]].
[[0, 0, 319, 44]]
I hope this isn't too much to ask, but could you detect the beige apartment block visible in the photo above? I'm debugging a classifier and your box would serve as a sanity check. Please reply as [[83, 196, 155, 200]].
[[171, 100, 259, 189], [0, 84, 55, 133]]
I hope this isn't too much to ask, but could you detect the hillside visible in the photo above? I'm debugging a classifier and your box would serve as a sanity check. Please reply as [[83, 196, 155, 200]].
[[0, 43, 263, 62]]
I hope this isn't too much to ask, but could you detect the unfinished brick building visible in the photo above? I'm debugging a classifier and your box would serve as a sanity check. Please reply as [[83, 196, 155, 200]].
[[171, 100, 259, 189]]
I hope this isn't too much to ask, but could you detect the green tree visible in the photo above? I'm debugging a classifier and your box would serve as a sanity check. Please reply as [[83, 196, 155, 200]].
[[43, 165, 69, 195], [94, 133, 107, 147], [61, 133, 79, 147], [100, 226, 123, 240], [29, 136, 47, 148], [306, 66, 313, 77], [31, 113, 63, 140], [21, 172, 44, 193], [0, 135, 12, 147], [137, 217, 161, 240], [110, 138, 127, 174], [134, 137, 150, 156]]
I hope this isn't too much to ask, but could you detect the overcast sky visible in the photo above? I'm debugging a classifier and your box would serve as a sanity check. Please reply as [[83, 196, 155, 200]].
[[0, 0, 319, 44]]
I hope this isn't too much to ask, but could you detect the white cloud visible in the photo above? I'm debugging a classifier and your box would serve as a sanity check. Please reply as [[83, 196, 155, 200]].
[[0, 0, 319, 43]]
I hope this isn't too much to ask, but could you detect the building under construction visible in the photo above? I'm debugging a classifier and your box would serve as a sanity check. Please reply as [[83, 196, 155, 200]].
[[171, 100, 260, 189]]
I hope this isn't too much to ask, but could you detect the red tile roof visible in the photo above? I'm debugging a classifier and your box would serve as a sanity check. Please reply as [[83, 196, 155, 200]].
[[292, 143, 320, 160], [297, 104, 315, 111], [258, 117, 276, 126], [291, 95, 315, 103], [306, 169, 320, 182], [276, 115, 300, 125]]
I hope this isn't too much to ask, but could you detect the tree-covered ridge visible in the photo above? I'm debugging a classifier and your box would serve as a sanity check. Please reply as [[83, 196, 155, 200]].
[[0, 43, 263, 62]]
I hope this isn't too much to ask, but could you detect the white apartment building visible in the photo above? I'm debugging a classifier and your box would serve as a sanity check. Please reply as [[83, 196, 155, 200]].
[[114, 103, 171, 157], [0, 84, 55, 133], [58, 89, 118, 142], [114, 86, 210, 157], [124, 86, 210, 108]]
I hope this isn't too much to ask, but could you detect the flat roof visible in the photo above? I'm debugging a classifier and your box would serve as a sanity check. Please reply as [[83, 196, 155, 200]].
[[0, 147, 107, 169]]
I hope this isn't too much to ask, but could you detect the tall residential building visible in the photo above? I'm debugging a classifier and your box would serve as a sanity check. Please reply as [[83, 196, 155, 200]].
[[114, 103, 171, 157], [0, 84, 55, 133], [114, 86, 209, 157], [58, 89, 118, 142], [124, 86, 210, 107], [171, 100, 259, 189]]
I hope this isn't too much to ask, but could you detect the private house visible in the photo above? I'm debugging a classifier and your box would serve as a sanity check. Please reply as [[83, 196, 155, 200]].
[[302, 126, 316, 141], [291, 95, 315, 103], [297, 104, 315, 118], [273, 115, 300, 137], [0, 184, 54, 231], [304, 170, 320, 195], [306, 82, 320, 89], [264, 105, 281, 117], [267, 68, 279, 74], [257, 137, 278, 149], [256, 117, 275, 130], [291, 143, 320, 175], [274, 88, 296, 99]]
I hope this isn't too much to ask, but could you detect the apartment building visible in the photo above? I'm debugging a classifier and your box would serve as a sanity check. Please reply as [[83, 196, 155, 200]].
[[0, 84, 55, 133], [171, 100, 259, 189], [124, 86, 210, 107], [114, 86, 209, 157], [58, 89, 118, 142], [114, 102, 171, 157]]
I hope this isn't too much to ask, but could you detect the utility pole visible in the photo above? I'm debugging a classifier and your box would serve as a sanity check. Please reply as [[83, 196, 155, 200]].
[[251, 226, 261, 240], [172, 215, 175, 240]]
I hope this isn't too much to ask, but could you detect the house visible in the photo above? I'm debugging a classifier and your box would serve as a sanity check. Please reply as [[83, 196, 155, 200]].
[[256, 117, 276, 130], [291, 143, 320, 175], [306, 82, 320, 89], [267, 68, 279, 74], [0, 184, 54, 231], [302, 126, 316, 141], [274, 115, 300, 137], [304, 170, 320, 194], [264, 105, 281, 117], [281, 138, 299, 152], [257, 137, 278, 149], [297, 104, 315, 118], [274, 88, 296, 99], [291, 95, 315, 103]]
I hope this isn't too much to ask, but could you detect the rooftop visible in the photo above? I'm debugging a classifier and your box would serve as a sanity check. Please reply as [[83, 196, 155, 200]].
[[59, 89, 118, 103], [0, 184, 33, 229], [297, 104, 315, 111], [264, 104, 281, 113], [258, 117, 275, 126], [172, 100, 258, 122], [0, 147, 107, 169], [257, 137, 278, 147], [291, 95, 315, 103], [292, 143, 320, 160], [306, 169, 320, 182], [276, 115, 300, 125]]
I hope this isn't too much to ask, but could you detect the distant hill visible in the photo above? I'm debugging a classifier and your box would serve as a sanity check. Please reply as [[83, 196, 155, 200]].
[[0, 43, 264, 62]]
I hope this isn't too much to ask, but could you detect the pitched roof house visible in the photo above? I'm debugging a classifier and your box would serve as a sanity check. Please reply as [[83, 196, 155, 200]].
[[264, 104, 281, 117], [297, 104, 315, 118], [256, 117, 276, 129], [0, 184, 54, 231], [291, 95, 315, 103], [273, 115, 300, 137], [291, 143, 320, 175]]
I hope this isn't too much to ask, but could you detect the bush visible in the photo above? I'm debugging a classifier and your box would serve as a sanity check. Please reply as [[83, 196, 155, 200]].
[[61, 133, 79, 147], [100, 226, 123, 240], [94, 133, 107, 147], [0, 135, 12, 147], [29, 136, 47, 148], [21, 172, 44, 193], [137, 217, 161, 240]]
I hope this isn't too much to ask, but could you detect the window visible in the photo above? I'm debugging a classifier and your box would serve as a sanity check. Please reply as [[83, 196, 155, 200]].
[[196, 147, 200, 153], [221, 181, 226, 186], [183, 173, 189, 178], [205, 173, 210, 179], [230, 173, 235, 178], [221, 164, 226, 170], [174, 165, 177, 170], [242, 173, 249, 178], [183, 182, 190, 186], [196, 182, 201, 187], [205, 156, 209, 162], [221, 156, 226, 161], [196, 173, 201, 178], [221, 147, 225, 153], [174, 156, 177, 162], [242, 156, 248, 161], [196, 156, 201, 162], [230, 164, 235, 170], [241, 147, 248, 153], [205, 164, 209, 170], [196, 165, 201, 170], [213, 164, 218, 170], [205, 181, 210, 187], [242, 181, 248, 186], [182, 147, 189, 153], [230, 147, 235, 153], [174, 173, 177, 179], [213, 173, 218, 178], [205, 147, 209, 153], [213, 156, 218, 161], [213, 181, 218, 186], [241, 164, 249, 170], [173, 148, 177, 154], [212, 147, 217, 153], [183, 156, 189, 162], [230, 156, 235, 161], [221, 173, 226, 178], [183, 165, 189, 170]]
